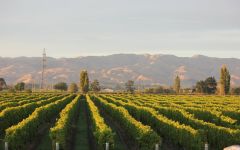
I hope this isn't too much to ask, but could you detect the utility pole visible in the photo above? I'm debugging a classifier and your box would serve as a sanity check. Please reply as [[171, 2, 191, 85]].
[[40, 49, 47, 91], [33, 79, 36, 92], [31, 79, 34, 92]]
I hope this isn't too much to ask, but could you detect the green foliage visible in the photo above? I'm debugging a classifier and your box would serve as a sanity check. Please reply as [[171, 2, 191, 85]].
[[125, 80, 135, 94], [100, 95, 201, 150], [220, 65, 231, 95], [102, 94, 240, 150], [196, 80, 207, 93], [205, 77, 217, 94], [90, 79, 101, 92], [54, 82, 68, 91], [195, 77, 217, 94], [86, 95, 114, 149], [151, 106, 240, 150], [50, 95, 81, 149], [15, 82, 25, 91], [92, 95, 161, 150], [2, 92, 240, 150], [0, 95, 64, 135], [5, 95, 75, 150], [80, 70, 89, 93], [174, 75, 181, 94], [184, 107, 237, 127], [68, 83, 78, 93]]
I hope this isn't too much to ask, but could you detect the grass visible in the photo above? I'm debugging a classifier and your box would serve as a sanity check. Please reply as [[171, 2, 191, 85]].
[[36, 129, 52, 150], [111, 124, 129, 150], [96, 103, 129, 150], [73, 99, 90, 150]]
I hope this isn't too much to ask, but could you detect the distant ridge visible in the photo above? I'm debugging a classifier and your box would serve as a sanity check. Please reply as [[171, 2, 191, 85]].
[[0, 54, 239, 87]]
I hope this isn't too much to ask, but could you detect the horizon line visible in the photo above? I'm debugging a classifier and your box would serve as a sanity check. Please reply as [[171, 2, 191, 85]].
[[0, 53, 239, 59]]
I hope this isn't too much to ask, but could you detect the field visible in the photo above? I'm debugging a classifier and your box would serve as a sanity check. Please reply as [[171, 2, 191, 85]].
[[0, 93, 240, 150]]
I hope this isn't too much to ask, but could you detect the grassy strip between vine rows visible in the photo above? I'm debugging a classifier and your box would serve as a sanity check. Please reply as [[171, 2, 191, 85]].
[[86, 94, 115, 150]]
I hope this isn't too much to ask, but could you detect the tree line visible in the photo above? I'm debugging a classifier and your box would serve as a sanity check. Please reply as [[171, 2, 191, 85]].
[[53, 70, 101, 93], [0, 65, 239, 95], [172, 65, 236, 95], [0, 70, 101, 93], [143, 65, 239, 95]]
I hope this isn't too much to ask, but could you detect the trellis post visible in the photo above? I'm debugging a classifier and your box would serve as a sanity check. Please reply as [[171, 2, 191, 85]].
[[205, 143, 208, 150], [4, 142, 8, 150], [56, 142, 59, 150], [105, 142, 109, 150]]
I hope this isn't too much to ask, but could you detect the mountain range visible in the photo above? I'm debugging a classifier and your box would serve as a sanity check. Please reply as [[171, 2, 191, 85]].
[[0, 54, 239, 88]]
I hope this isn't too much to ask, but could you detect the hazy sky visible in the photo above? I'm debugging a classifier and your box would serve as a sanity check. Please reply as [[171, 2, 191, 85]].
[[0, 0, 240, 58]]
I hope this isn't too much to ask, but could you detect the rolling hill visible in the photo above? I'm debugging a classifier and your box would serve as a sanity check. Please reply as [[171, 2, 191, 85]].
[[0, 54, 239, 88]]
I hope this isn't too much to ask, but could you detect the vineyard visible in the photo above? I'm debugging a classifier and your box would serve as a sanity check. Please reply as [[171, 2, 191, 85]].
[[0, 93, 240, 150]]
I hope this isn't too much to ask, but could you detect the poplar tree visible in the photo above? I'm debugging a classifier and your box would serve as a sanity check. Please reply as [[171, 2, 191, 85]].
[[220, 65, 231, 95], [174, 75, 181, 94], [80, 70, 89, 93]]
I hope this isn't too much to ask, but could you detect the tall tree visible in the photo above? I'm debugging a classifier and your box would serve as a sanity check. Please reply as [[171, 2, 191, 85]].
[[220, 65, 231, 95], [80, 70, 89, 93], [195, 80, 207, 93], [225, 71, 231, 94], [68, 83, 78, 93], [205, 77, 217, 94], [125, 80, 135, 94], [174, 75, 181, 94], [90, 79, 101, 92], [0, 78, 7, 91], [15, 82, 25, 91], [54, 82, 68, 91]]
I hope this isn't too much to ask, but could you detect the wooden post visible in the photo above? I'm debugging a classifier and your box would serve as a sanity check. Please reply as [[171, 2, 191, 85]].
[[106, 142, 109, 150], [4, 142, 8, 150], [155, 144, 159, 150], [205, 143, 208, 150], [56, 142, 59, 150]]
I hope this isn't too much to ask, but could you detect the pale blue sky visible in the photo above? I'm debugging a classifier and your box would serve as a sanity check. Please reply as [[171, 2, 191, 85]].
[[0, 0, 240, 58]]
